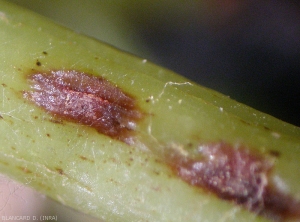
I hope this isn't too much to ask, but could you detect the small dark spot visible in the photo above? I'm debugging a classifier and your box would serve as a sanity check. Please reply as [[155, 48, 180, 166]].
[[36, 60, 42, 66], [79, 155, 95, 163], [11, 146, 16, 150], [145, 98, 150, 103], [94, 56, 98, 60], [107, 178, 121, 186], [263, 125, 271, 131], [80, 156, 87, 160], [0, 114, 3, 119], [187, 142, 193, 148], [269, 150, 281, 158], [1, 83, 7, 87], [19, 166, 32, 174], [55, 167, 64, 175], [33, 116, 38, 119], [153, 170, 160, 175], [46, 133, 50, 137], [42, 51, 48, 55]]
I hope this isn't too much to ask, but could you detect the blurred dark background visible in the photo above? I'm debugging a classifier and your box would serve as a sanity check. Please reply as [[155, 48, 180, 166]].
[[122, 0, 300, 127], [10, 0, 300, 126]]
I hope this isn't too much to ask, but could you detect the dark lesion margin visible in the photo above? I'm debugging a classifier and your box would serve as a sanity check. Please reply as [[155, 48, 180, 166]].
[[21, 64, 300, 220], [164, 142, 300, 221], [23, 69, 144, 144]]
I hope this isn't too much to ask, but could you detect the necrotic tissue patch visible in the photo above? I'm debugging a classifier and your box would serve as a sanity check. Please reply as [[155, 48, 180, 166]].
[[24, 70, 141, 143], [166, 142, 300, 221]]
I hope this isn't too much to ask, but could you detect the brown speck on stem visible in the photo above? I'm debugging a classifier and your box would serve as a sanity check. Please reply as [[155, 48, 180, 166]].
[[55, 167, 64, 175], [36, 60, 42, 66], [269, 150, 281, 157], [80, 156, 88, 161], [19, 166, 32, 174], [79, 155, 95, 163]]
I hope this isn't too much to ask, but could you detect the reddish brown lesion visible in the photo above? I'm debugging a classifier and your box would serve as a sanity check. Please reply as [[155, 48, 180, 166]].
[[23, 70, 300, 220], [24, 70, 142, 143], [165, 142, 300, 221]]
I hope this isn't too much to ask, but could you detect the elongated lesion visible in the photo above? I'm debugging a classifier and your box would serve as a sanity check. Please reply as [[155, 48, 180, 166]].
[[165, 142, 300, 221], [23, 70, 142, 144], [23, 70, 300, 221]]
